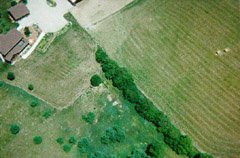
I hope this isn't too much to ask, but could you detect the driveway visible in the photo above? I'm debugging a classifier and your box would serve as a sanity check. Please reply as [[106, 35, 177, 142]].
[[19, 0, 73, 33]]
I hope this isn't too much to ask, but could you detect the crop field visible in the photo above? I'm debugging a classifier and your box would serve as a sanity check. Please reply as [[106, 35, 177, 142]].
[[87, 0, 240, 157], [0, 14, 99, 107]]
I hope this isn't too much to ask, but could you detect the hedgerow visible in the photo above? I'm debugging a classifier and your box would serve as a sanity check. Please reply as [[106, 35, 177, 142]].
[[95, 46, 212, 158]]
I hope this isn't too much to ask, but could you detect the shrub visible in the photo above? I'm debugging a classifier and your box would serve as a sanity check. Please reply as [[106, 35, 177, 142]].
[[28, 84, 34, 90], [33, 136, 42, 144], [193, 153, 213, 158], [78, 137, 90, 153], [56, 137, 64, 145], [68, 136, 77, 144], [128, 149, 149, 158], [21, 0, 28, 4], [24, 27, 31, 37], [101, 126, 125, 144], [146, 141, 165, 158], [7, 72, 15, 81], [11, 1, 17, 6], [42, 108, 54, 118], [63, 144, 71, 153], [90, 75, 102, 87], [10, 124, 20, 134], [82, 112, 96, 124], [30, 100, 39, 107]]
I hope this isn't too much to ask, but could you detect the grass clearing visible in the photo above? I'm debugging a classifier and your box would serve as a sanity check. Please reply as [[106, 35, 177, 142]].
[[87, 0, 240, 157], [0, 13, 99, 107]]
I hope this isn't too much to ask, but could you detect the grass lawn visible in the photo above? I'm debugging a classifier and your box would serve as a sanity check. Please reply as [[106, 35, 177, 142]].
[[87, 0, 240, 157], [0, 13, 100, 107], [0, 0, 17, 34]]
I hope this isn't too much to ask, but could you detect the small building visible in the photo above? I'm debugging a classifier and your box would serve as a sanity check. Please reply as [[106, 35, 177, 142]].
[[68, 0, 82, 6], [8, 3, 30, 21], [0, 29, 29, 63]]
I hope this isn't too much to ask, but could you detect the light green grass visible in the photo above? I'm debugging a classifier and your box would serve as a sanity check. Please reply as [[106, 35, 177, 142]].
[[88, 0, 240, 157], [0, 14, 99, 107]]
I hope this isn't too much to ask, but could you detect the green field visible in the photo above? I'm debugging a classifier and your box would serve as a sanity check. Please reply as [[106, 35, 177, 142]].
[[0, 14, 99, 107], [0, 13, 185, 157], [0, 0, 17, 34], [88, 0, 240, 157]]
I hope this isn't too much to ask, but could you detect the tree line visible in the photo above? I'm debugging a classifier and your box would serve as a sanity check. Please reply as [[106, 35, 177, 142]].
[[95, 46, 213, 158]]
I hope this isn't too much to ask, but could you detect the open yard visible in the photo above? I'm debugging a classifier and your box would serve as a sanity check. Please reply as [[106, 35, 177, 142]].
[[0, 14, 99, 107], [86, 0, 240, 157]]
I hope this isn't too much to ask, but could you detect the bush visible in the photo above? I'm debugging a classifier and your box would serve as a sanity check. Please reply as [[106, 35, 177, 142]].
[[28, 84, 34, 90], [146, 141, 165, 158], [24, 27, 31, 37], [82, 112, 96, 124], [63, 144, 71, 153], [21, 0, 28, 4], [68, 136, 77, 144], [7, 72, 15, 81], [193, 153, 213, 158], [78, 137, 90, 153], [56, 137, 64, 145], [33, 136, 43, 144], [10, 124, 20, 134], [11, 1, 17, 6], [101, 126, 125, 144], [90, 75, 102, 87], [128, 149, 149, 158], [30, 100, 39, 107], [42, 108, 54, 119]]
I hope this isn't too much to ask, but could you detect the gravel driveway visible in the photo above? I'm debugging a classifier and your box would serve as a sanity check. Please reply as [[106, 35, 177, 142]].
[[19, 0, 73, 32]]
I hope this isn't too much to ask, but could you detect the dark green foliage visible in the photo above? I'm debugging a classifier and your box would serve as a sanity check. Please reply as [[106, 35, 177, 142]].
[[10, 124, 20, 134], [95, 47, 212, 157], [11, 1, 17, 6], [63, 144, 71, 153], [146, 142, 165, 158], [56, 137, 64, 145], [33, 136, 42, 144], [68, 136, 77, 144], [7, 72, 15, 81], [90, 75, 102, 87], [82, 112, 96, 124], [88, 151, 115, 158], [193, 153, 214, 158], [128, 149, 149, 158], [42, 108, 54, 119], [20, 0, 28, 4], [30, 100, 39, 107], [78, 137, 90, 153], [24, 27, 31, 37], [28, 84, 34, 90], [101, 126, 125, 144]]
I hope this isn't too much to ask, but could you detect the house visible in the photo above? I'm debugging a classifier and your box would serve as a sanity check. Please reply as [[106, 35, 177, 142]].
[[0, 29, 29, 63], [8, 3, 30, 21], [68, 0, 82, 6]]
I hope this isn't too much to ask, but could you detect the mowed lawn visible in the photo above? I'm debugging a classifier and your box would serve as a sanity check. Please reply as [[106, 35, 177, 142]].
[[0, 14, 100, 107], [87, 0, 240, 157]]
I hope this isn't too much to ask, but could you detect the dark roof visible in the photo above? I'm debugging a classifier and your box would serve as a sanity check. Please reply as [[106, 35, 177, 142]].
[[0, 29, 23, 55], [0, 29, 29, 62], [8, 3, 30, 21]]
